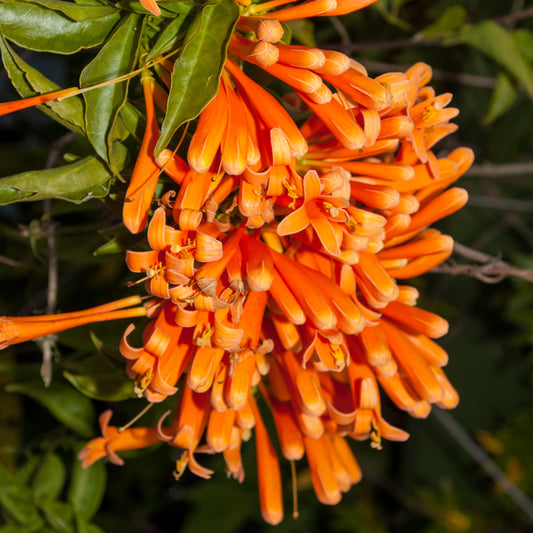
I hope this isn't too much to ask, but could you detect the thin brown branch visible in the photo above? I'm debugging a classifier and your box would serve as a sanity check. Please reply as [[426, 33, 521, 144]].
[[434, 410, 533, 524], [466, 162, 533, 177], [432, 242, 533, 283], [495, 6, 533, 26], [363, 59, 496, 88], [466, 195, 533, 212]]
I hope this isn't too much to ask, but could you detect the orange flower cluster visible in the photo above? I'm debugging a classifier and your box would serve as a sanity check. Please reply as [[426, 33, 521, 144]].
[[0, 0, 473, 524], [84, 58, 471, 523]]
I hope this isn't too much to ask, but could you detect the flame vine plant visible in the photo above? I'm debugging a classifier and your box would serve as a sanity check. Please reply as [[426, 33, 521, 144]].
[[0, 0, 474, 525]]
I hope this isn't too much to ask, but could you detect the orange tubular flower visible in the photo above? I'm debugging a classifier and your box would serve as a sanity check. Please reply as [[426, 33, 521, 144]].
[[79, 410, 160, 468], [0, 296, 146, 350], [123, 73, 162, 234], [0, 86, 79, 117], [139, 0, 161, 16]]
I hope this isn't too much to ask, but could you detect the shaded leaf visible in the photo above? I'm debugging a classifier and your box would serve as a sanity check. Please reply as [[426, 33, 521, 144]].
[[420, 5, 467, 39], [0, 463, 44, 529], [39, 500, 74, 533], [286, 20, 313, 46], [0, 148, 126, 205], [459, 21, 533, 96], [145, 13, 193, 62], [68, 445, 106, 521], [6, 380, 95, 437], [28, 0, 118, 21], [154, 0, 240, 154], [117, 0, 195, 16], [0, 35, 84, 134], [513, 28, 533, 62], [80, 13, 142, 165], [484, 71, 517, 124], [0, 1, 121, 54], [63, 364, 136, 402], [32, 453, 67, 502]]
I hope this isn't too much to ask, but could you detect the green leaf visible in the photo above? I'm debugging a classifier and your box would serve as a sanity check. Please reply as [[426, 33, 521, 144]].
[[27, 0, 118, 21], [118, 100, 145, 143], [39, 500, 74, 533], [420, 5, 467, 39], [513, 28, 533, 62], [68, 445, 106, 521], [80, 13, 142, 165], [145, 13, 192, 62], [6, 380, 95, 437], [0, 151, 125, 205], [285, 20, 314, 47], [0, 463, 44, 529], [459, 20, 533, 96], [63, 355, 136, 402], [117, 0, 195, 16], [0, 1, 121, 54], [0, 36, 85, 135], [32, 453, 67, 502], [154, 0, 240, 155], [484, 71, 518, 124]]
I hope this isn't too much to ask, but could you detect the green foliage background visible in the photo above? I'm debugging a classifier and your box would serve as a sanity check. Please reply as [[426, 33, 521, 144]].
[[1, 0, 533, 531]]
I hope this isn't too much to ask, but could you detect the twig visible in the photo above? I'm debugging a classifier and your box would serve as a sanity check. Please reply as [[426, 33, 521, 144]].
[[324, 34, 438, 53], [432, 242, 533, 283], [363, 59, 496, 88], [495, 6, 533, 26], [329, 16, 351, 45], [466, 162, 533, 177], [38, 133, 75, 386], [0, 254, 22, 268], [433, 410, 533, 524], [466, 195, 533, 212]]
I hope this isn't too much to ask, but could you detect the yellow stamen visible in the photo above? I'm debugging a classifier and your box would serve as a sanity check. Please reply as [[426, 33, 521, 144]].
[[369, 421, 382, 450], [196, 323, 214, 347], [323, 201, 339, 217], [330, 343, 345, 368], [173, 451, 189, 480], [134, 368, 154, 398]]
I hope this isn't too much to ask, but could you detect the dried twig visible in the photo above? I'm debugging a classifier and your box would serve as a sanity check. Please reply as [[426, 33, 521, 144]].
[[434, 410, 533, 523], [38, 133, 76, 386], [466, 162, 533, 177], [432, 242, 533, 283]]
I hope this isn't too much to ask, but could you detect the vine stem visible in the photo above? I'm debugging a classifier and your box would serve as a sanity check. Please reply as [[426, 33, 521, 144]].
[[433, 410, 533, 523]]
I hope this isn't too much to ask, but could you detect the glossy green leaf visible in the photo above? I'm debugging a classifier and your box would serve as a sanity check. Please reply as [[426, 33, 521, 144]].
[[459, 20, 533, 96], [32, 453, 67, 502], [118, 100, 145, 143], [0, 1, 121, 54], [68, 446, 106, 520], [145, 13, 192, 62], [27, 0, 118, 21], [420, 5, 467, 39], [117, 0, 195, 16], [6, 380, 95, 437], [484, 71, 517, 124], [0, 36, 84, 134], [154, 0, 240, 154], [80, 13, 142, 165], [0, 149, 126, 205], [64, 365, 136, 402], [89, 331, 130, 370]]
